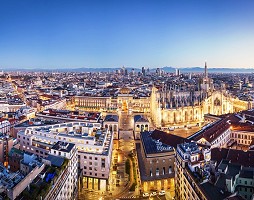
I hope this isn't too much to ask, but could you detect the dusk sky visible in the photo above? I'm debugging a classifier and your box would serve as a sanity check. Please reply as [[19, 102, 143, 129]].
[[1, 0, 254, 69]]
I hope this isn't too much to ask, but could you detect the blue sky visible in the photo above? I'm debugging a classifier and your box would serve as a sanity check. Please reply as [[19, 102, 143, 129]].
[[0, 0, 254, 69]]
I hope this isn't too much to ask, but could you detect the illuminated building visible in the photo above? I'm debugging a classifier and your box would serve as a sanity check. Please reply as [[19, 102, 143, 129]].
[[75, 87, 150, 113], [175, 140, 254, 200], [150, 63, 250, 128], [44, 141, 78, 200], [103, 114, 119, 140], [136, 131, 175, 192], [74, 64, 250, 130], [133, 115, 149, 140], [17, 121, 113, 192], [175, 141, 213, 199]]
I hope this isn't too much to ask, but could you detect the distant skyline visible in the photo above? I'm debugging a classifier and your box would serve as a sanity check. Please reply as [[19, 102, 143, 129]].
[[1, 0, 254, 69]]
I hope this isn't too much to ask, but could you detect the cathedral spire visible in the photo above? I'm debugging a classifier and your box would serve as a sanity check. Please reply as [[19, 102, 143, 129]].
[[205, 62, 208, 79]]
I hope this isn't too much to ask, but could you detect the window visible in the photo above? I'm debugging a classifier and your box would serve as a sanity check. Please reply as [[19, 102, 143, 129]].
[[89, 167, 92, 170], [156, 168, 159, 176], [95, 157, 98, 160], [101, 158, 105, 168], [84, 156, 87, 159], [169, 166, 172, 173], [89, 156, 92, 160]]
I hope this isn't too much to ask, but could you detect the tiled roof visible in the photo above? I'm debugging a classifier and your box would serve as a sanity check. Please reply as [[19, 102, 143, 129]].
[[211, 148, 254, 167], [192, 114, 240, 143]]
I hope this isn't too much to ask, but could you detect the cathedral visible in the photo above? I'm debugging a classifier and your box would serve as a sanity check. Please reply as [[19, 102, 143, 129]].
[[75, 63, 250, 129], [150, 63, 250, 127]]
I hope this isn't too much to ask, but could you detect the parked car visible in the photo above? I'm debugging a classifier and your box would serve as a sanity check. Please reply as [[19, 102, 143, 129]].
[[143, 193, 149, 197], [159, 190, 165, 195], [150, 192, 157, 196]]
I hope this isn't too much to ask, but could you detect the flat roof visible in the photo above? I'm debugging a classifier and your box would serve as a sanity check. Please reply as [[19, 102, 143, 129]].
[[141, 131, 174, 155], [51, 141, 75, 153]]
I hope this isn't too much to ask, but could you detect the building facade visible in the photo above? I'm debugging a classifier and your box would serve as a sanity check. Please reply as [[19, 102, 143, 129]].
[[44, 141, 78, 200], [17, 121, 113, 191], [137, 131, 175, 192]]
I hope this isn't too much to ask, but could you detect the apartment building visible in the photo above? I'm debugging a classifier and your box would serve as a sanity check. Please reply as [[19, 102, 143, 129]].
[[17, 121, 113, 191], [137, 131, 175, 192], [0, 120, 11, 134], [1, 142, 78, 200], [1, 157, 45, 200], [175, 142, 217, 200], [0, 135, 14, 166], [44, 141, 78, 200], [216, 160, 254, 200], [175, 141, 254, 200]]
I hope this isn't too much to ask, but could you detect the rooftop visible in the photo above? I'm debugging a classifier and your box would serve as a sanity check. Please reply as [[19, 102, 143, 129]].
[[51, 141, 75, 153], [104, 114, 119, 122], [140, 131, 174, 155], [134, 115, 149, 123]]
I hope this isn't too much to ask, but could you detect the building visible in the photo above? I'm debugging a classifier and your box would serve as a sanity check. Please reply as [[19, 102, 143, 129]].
[[0, 135, 14, 166], [175, 141, 218, 200], [8, 147, 24, 172], [36, 109, 101, 123], [75, 88, 150, 113], [175, 140, 254, 200], [136, 131, 175, 192], [1, 157, 45, 200], [1, 142, 78, 200], [133, 115, 149, 140], [216, 160, 254, 200], [103, 114, 119, 140], [37, 97, 66, 111], [17, 121, 113, 191], [0, 120, 11, 134], [74, 65, 249, 130], [20, 152, 40, 176], [43, 141, 78, 200]]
